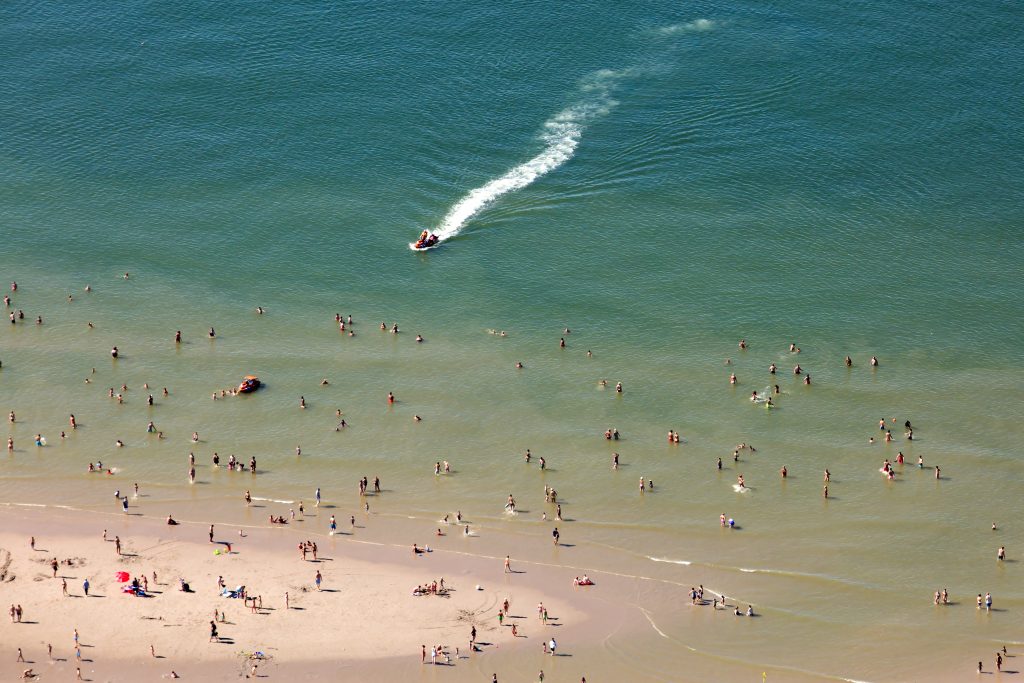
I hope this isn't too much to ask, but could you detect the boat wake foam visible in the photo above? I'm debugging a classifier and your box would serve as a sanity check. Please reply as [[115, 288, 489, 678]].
[[658, 18, 715, 35], [428, 68, 629, 246]]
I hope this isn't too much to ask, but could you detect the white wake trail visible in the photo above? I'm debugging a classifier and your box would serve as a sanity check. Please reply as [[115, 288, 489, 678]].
[[430, 69, 625, 244]]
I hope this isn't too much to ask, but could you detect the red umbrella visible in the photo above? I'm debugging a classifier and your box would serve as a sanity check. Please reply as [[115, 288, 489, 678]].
[[115, 571, 130, 582]]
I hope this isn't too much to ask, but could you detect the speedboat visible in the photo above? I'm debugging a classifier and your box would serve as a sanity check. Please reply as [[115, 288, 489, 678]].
[[238, 375, 261, 393], [411, 230, 440, 250]]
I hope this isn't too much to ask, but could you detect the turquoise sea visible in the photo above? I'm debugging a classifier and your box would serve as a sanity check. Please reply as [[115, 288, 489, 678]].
[[2, 1, 1023, 680]]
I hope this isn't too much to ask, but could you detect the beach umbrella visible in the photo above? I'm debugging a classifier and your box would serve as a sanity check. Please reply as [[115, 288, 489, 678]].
[[115, 571, 130, 582]]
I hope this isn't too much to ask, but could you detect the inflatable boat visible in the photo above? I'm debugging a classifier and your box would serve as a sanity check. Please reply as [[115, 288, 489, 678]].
[[238, 375, 261, 393]]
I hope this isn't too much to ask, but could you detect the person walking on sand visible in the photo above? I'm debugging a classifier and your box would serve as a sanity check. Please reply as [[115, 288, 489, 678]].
[[504, 556, 511, 573], [315, 570, 322, 591]]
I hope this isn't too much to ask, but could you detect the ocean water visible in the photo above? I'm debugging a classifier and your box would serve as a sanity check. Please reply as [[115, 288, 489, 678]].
[[1, 0, 1023, 680]]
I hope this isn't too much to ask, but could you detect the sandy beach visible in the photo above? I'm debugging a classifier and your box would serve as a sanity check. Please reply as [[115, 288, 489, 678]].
[[3, 500, 1015, 683], [1, 504, 605, 681]]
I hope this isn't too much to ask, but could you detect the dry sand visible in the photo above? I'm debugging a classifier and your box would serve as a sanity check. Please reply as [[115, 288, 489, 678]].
[[0, 504, 602, 682]]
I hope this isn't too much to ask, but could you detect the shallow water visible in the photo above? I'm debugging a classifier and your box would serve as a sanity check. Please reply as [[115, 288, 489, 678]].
[[1, 0, 1023, 679]]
